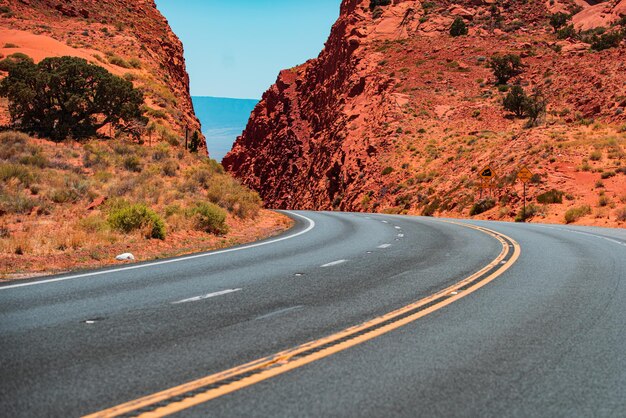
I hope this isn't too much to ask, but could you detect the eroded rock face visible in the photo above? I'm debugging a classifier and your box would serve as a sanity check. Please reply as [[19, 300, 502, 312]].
[[0, 0, 203, 148], [224, 0, 625, 220]]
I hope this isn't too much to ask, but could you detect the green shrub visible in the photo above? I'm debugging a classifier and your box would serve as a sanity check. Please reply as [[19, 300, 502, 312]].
[[189, 202, 228, 235], [489, 54, 522, 85], [128, 57, 142, 69], [107, 203, 166, 239], [557, 24, 576, 40], [369, 0, 391, 11], [564, 205, 591, 223], [450, 17, 468, 37], [536, 189, 563, 204], [123, 155, 142, 172], [381, 166, 394, 175], [469, 198, 496, 216], [3, 43, 19, 48], [549, 12, 571, 33], [0, 163, 36, 186], [600, 171, 615, 179], [616, 206, 626, 222], [590, 31, 623, 51], [503, 85, 527, 117], [108, 55, 131, 68], [515, 204, 540, 222]]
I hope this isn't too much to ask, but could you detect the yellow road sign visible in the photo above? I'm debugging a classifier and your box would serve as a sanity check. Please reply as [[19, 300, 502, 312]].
[[480, 165, 496, 179], [517, 166, 533, 183]]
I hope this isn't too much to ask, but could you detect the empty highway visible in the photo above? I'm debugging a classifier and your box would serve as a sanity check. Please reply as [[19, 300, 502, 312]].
[[1, 211, 624, 417]]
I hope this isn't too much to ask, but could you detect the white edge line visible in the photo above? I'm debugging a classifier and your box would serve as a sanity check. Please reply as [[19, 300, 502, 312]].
[[0, 211, 315, 291], [377, 244, 392, 249], [320, 259, 347, 268], [171, 288, 241, 305]]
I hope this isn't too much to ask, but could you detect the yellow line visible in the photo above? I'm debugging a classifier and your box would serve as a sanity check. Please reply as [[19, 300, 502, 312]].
[[84, 221, 520, 418]]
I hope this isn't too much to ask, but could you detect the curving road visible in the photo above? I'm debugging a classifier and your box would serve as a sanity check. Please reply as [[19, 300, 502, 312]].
[[0, 211, 624, 417]]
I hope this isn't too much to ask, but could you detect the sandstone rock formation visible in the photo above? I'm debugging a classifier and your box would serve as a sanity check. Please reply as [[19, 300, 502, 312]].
[[224, 0, 625, 225]]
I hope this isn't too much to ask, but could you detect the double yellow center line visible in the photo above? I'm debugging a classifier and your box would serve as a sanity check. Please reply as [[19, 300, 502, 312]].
[[85, 221, 520, 418]]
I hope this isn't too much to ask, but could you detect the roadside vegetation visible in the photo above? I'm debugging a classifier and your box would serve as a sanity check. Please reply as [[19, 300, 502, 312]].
[[0, 131, 275, 275]]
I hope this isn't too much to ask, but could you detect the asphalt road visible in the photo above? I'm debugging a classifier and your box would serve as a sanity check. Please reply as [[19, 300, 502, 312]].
[[0, 211, 624, 417]]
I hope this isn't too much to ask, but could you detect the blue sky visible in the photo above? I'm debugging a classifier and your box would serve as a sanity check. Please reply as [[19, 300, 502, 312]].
[[155, 0, 341, 100]]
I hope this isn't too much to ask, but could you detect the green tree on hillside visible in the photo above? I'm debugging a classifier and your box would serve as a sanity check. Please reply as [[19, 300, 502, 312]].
[[450, 17, 469, 37], [489, 54, 523, 85], [549, 12, 571, 33], [0, 56, 146, 141]]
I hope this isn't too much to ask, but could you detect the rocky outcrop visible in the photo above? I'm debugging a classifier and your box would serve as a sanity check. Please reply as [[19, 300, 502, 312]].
[[225, 0, 625, 224], [0, 0, 203, 148]]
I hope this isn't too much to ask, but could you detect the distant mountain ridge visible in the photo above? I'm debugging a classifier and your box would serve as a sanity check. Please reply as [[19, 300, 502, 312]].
[[193, 96, 258, 161]]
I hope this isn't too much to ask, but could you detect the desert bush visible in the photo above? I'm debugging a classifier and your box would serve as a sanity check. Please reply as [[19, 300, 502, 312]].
[[107, 203, 165, 239], [382, 166, 394, 175], [0, 163, 36, 187], [557, 24, 576, 40], [79, 215, 109, 233], [369, 0, 391, 11], [156, 159, 176, 177], [128, 57, 142, 69], [450, 17, 468, 37], [189, 202, 228, 235], [205, 175, 261, 218], [503, 85, 527, 117], [123, 155, 142, 172], [515, 203, 540, 222], [489, 54, 522, 85], [590, 31, 623, 51], [589, 150, 602, 161], [108, 55, 131, 68], [469, 198, 496, 216], [151, 143, 170, 161], [616, 207, 626, 222], [549, 12, 571, 33], [48, 176, 90, 203], [600, 171, 615, 179], [0, 189, 38, 214], [564, 205, 591, 223], [536, 189, 563, 204]]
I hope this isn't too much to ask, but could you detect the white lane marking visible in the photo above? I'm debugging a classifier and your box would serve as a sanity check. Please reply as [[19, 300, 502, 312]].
[[394, 226, 402, 230], [171, 288, 241, 305], [535, 225, 626, 247], [398, 234, 404, 238], [255, 305, 304, 320], [0, 211, 316, 291], [321, 259, 347, 267], [378, 244, 392, 249], [381, 220, 389, 224]]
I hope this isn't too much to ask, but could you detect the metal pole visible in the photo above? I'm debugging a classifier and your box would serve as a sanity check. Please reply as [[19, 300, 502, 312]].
[[523, 182, 526, 222]]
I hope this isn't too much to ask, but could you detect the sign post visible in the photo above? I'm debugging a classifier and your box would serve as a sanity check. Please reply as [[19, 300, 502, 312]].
[[516, 165, 533, 222], [479, 165, 496, 199]]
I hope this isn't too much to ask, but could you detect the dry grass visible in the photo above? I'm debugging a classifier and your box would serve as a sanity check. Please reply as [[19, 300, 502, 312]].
[[0, 132, 269, 274]]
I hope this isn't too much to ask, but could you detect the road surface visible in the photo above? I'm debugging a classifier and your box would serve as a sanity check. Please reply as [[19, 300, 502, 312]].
[[1, 211, 624, 417]]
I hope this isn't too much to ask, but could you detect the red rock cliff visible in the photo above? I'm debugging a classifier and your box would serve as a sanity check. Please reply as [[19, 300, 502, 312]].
[[224, 0, 625, 225]]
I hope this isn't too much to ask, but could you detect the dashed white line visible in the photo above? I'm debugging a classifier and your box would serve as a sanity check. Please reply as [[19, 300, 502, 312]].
[[320, 259, 347, 267], [398, 234, 404, 238], [377, 244, 392, 249], [171, 288, 242, 305], [381, 220, 389, 224], [394, 226, 402, 230]]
